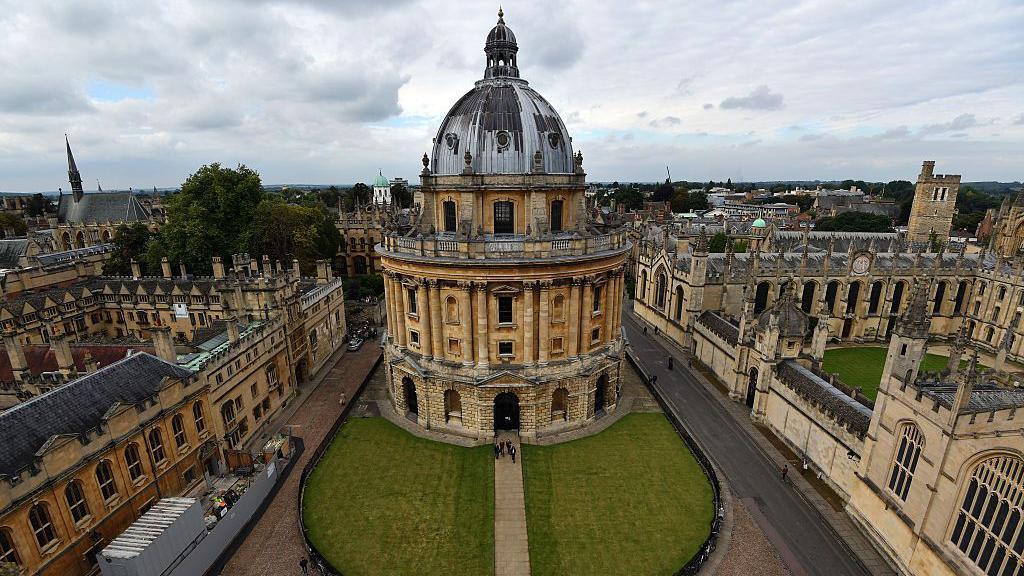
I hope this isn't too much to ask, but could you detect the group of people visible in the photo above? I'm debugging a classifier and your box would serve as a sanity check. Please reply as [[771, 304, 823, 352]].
[[494, 439, 517, 463]]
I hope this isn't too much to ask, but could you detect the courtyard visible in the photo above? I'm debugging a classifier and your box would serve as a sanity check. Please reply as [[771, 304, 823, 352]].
[[302, 412, 714, 575], [821, 346, 973, 400]]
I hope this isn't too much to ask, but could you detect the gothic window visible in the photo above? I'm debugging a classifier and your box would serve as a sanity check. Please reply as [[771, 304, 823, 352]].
[[755, 281, 771, 313], [65, 480, 90, 523], [498, 296, 513, 324], [933, 282, 947, 314], [193, 402, 206, 433], [639, 271, 648, 302], [125, 443, 144, 482], [96, 460, 118, 502], [999, 286, 1007, 300], [674, 286, 685, 321], [443, 201, 457, 233], [846, 282, 861, 314], [986, 327, 995, 342], [172, 414, 187, 448], [888, 423, 923, 501], [656, 273, 667, 309], [550, 200, 563, 232], [979, 282, 987, 296], [994, 307, 1002, 322], [801, 282, 816, 313], [148, 429, 166, 464], [954, 281, 968, 314], [868, 282, 883, 315], [494, 201, 514, 234], [28, 504, 56, 550], [950, 455, 1024, 575], [0, 528, 19, 567], [974, 301, 982, 316], [890, 281, 906, 315]]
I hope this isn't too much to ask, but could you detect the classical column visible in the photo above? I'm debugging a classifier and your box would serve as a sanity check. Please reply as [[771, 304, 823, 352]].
[[538, 281, 551, 364], [581, 277, 595, 351], [394, 275, 407, 348], [428, 279, 443, 361], [523, 281, 536, 364], [384, 272, 396, 342], [458, 281, 474, 366], [418, 280, 432, 358], [567, 277, 581, 357], [476, 281, 489, 367], [604, 274, 616, 345]]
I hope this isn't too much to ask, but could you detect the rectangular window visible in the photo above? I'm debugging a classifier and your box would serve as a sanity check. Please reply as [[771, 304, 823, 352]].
[[551, 337, 564, 352], [593, 286, 602, 314], [183, 466, 197, 485], [550, 199, 563, 232], [443, 201, 457, 232], [498, 296, 513, 324], [410, 330, 420, 346], [498, 341, 513, 356], [494, 201, 514, 234], [408, 288, 418, 315], [448, 338, 461, 355], [591, 327, 601, 343]]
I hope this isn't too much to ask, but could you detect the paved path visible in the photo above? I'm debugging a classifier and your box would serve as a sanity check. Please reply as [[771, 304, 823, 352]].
[[494, 431, 531, 576], [623, 311, 876, 576], [219, 344, 382, 576]]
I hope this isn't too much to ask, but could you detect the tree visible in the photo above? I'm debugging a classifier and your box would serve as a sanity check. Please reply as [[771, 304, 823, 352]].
[[346, 183, 372, 210], [106, 223, 154, 276], [612, 186, 644, 210], [687, 190, 708, 211], [246, 198, 342, 275], [732, 239, 748, 253], [670, 188, 689, 213], [781, 194, 814, 212], [0, 562, 18, 576], [651, 181, 675, 202], [708, 232, 729, 252], [26, 193, 55, 217], [391, 183, 413, 208], [814, 211, 894, 233], [146, 163, 266, 275], [725, 178, 733, 190], [0, 213, 27, 238]]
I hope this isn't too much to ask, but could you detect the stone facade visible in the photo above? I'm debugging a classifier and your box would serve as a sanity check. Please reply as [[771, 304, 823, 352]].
[[906, 160, 960, 243]]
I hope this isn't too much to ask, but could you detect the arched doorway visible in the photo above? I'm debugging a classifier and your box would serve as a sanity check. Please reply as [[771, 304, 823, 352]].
[[746, 368, 758, 408], [594, 374, 608, 415], [295, 359, 308, 384], [551, 388, 568, 422], [493, 392, 519, 430], [402, 377, 418, 415]]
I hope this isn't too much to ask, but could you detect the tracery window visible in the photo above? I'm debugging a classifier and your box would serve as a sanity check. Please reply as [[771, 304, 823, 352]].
[[888, 423, 923, 501], [950, 455, 1024, 575]]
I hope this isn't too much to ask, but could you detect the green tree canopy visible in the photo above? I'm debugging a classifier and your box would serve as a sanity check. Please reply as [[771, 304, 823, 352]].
[[391, 183, 413, 208], [106, 223, 154, 276], [26, 193, 55, 217], [814, 211, 894, 233], [0, 213, 27, 238], [246, 198, 342, 275]]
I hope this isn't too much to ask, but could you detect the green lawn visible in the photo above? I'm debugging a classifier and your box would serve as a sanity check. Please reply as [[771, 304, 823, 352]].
[[822, 347, 975, 401], [303, 418, 494, 576], [522, 413, 715, 576]]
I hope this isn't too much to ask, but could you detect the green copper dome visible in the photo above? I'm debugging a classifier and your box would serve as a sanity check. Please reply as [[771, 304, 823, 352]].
[[752, 218, 767, 228], [373, 170, 390, 188]]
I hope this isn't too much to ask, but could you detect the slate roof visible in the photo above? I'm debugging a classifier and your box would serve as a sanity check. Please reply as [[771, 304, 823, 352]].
[[918, 382, 1024, 414], [34, 244, 113, 267], [0, 239, 31, 269], [775, 360, 872, 436], [696, 311, 739, 346], [0, 353, 192, 477], [757, 299, 809, 338], [57, 192, 150, 224], [0, 344, 153, 384]]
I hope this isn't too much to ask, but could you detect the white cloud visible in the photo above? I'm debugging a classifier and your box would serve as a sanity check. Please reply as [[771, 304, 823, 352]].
[[720, 86, 784, 111]]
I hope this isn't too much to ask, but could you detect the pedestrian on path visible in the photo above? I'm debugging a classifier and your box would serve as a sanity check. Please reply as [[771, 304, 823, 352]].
[[643, 325, 648, 334], [338, 391, 347, 406], [494, 442, 501, 460], [781, 464, 789, 483], [499, 441, 506, 456], [299, 557, 309, 576], [510, 444, 517, 463], [651, 374, 658, 385], [667, 356, 674, 370], [654, 326, 659, 335]]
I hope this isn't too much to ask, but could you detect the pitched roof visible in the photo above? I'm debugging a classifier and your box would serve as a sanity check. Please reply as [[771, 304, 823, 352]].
[[57, 192, 151, 224], [0, 344, 153, 384], [0, 239, 31, 269], [0, 353, 192, 477]]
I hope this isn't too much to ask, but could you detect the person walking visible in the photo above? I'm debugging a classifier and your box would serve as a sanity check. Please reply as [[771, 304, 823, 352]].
[[494, 442, 501, 460], [299, 558, 309, 576], [654, 326, 659, 335], [651, 374, 658, 386], [781, 464, 789, 483], [499, 440, 506, 457], [509, 443, 517, 464], [667, 356, 674, 370], [643, 325, 648, 335]]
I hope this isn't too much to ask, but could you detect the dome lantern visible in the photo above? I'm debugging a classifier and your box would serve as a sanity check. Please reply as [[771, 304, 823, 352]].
[[484, 8, 519, 79]]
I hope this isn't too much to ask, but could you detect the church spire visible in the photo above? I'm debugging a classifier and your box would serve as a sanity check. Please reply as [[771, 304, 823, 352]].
[[65, 134, 84, 202]]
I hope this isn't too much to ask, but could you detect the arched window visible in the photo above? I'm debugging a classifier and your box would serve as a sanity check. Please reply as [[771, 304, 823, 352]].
[[443, 200, 457, 233], [655, 272, 667, 309], [888, 423, 923, 501], [986, 327, 995, 342], [639, 271, 647, 302], [674, 286, 684, 321], [890, 281, 906, 315], [801, 281, 816, 314], [994, 307, 1002, 323], [999, 285, 1007, 300], [124, 443, 144, 482], [755, 281, 771, 313], [550, 199, 563, 232], [148, 429, 166, 464], [445, 296, 459, 323], [172, 414, 187, 448], [954, 281, 968, 314], [28, 503, 56, 549], [193, 402, 206, 433], [868, 281, 883, 315], [593, 285, 602, 314], [96, 460, 118, 502], [494, 201, 514, 234], [979, 281, 987, 296], [65, 480, 90, 523], [0, 528, 19, 567], [950, 455, 1024, 574], [933, 281, 947, 314], [846, 282, 861, 314]]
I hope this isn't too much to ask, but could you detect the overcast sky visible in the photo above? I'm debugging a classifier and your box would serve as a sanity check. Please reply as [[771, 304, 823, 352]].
[[0, 0, 1021, 192]]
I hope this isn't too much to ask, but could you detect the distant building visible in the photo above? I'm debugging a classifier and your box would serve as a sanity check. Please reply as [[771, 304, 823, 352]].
[[372, 170, 390, 205], [906, 161, 960, 243]]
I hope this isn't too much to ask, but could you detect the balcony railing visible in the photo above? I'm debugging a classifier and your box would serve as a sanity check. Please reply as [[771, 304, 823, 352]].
[[379, 229, 630, 261]]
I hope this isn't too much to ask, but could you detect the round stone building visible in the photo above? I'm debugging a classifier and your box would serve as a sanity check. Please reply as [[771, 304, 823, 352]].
[[378, 10, 629, 440]]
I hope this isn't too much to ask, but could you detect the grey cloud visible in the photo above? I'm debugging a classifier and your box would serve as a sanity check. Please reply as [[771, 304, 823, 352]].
[[636, 111, 648, 118], [875, 126, 910, 140], [720, 85, 784, 111], [703, 103, 714, 110], [1013, 114, 1024, 126], [648, 116, 681, 128], [800, 133, 823, 142], [675, 76, 694, 96], [920, 113, 977, 135], [0, 81, 93, 116]]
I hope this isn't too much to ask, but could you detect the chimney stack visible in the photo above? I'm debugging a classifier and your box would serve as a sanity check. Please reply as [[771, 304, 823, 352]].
[[212, 256, 226, 279], [292, 259, 301, 277], [226, 316, 241, 344], [83, 352, 97, 374], [3, 331, 29, 382], [316, 260, 331, 285], [50, 333, 75, 377], [161, 257, 172, 279], [130, 258, 141, 279], [262, 255, 272, 277], [179, 262, 188, 279], [150, 325, 176, 363]]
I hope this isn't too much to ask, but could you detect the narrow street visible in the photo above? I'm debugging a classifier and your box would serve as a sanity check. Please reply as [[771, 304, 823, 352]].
[[623, 312, 871, 576]]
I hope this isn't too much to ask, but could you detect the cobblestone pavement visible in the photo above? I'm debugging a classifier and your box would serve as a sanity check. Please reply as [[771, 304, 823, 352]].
[[716, 497, 793, 576], [494, 431, 531, 576], [219, 344, 383, 576]]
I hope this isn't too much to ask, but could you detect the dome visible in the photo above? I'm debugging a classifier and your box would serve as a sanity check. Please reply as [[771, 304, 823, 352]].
[[752, 218, 767, 228], [429, 10, 574, 176], [373, 171, 390, 188]]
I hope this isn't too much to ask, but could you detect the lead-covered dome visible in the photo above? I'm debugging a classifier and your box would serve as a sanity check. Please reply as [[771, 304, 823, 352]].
[[430, 9, 574, 176]]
